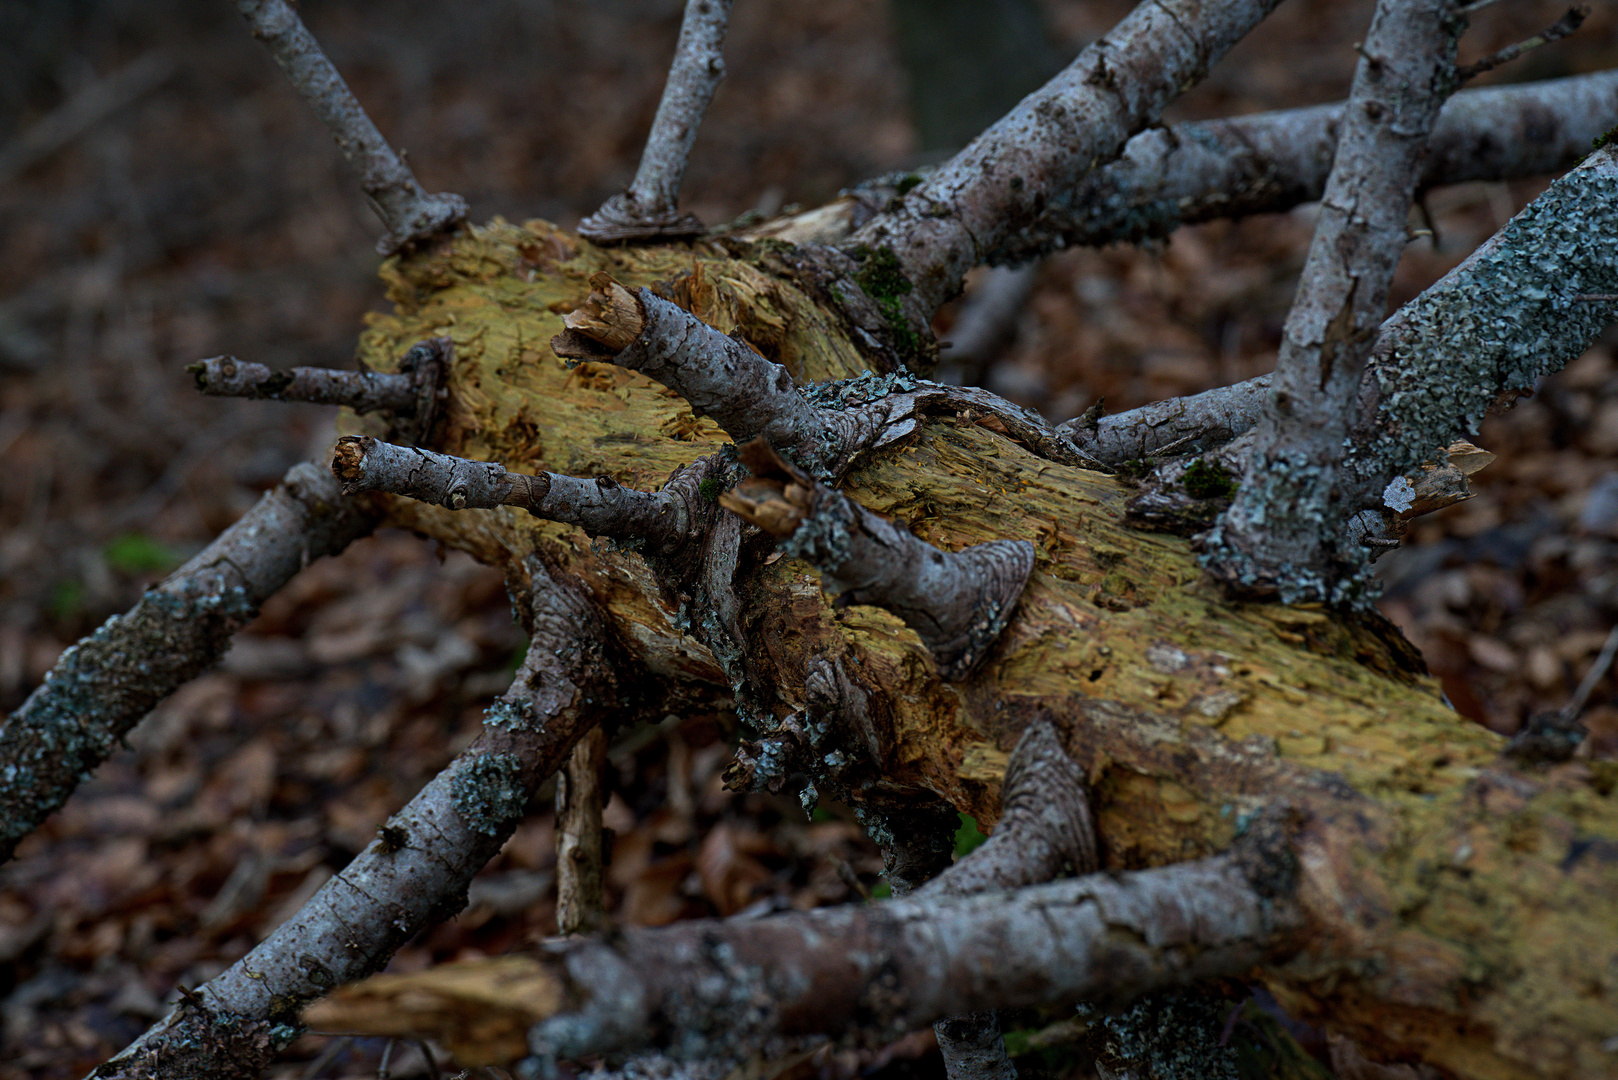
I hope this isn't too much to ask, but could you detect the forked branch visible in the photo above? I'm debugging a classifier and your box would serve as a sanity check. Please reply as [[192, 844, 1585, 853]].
[[578, 0, 734, 243], [848, 0, 1286, 325], [1204, 0, 1465, 601], [235, 0, 467, 253]]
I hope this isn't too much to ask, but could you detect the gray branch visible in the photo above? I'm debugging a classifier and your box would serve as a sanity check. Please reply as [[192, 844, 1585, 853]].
[[235, 0, 467, 254], [331, 435, 708, 558], [987, 67, 1618, 262], [524, 846, 1298, 1062], [846, 0, 1286, 325], [1204, 0, 1466, 603], [577, 0, 734, 243], [91, 559, 617, 1078], [919, 720, 1098, 1080], [0, 460, 375, 864]]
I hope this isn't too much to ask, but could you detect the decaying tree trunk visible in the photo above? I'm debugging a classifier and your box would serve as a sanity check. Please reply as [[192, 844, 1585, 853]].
[[276, 205, 1615, 1079], [20, 0, 1618, 1076]]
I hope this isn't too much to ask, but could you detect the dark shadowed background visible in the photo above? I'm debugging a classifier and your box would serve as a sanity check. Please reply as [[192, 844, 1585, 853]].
[[1, 1, 1616, 1076]]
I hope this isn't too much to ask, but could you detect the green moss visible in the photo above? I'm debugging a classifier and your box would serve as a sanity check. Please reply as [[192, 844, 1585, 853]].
[[104, 533, 181, 576], [850, 244, 926, 367], [699, 475, 723, 503], [1181, 458, 1238, 500], [893, 173, 924, 197]]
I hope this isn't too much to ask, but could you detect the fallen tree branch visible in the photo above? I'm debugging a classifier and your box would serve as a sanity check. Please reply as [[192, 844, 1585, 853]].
[[0, 459, 374, 864], [846, 0, 1286, 325], [1205, 0, 1465, 602], [919, 720, 1098, 1080], [720, 440, 1033, 681], [235, 0, 467, 253], [578, 0, 733, 243], [304, 837, 1298, 1067], [92, 558, 619, 1079]]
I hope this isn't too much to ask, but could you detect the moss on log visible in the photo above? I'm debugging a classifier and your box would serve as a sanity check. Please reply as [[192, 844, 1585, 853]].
[[341, 220, 1618, 1079]]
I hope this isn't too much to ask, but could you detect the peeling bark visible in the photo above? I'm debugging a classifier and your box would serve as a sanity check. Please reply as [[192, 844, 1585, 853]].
[[557, 726, 608, 935], [0, 460, 374, 864], [578, 0, 733, 243], [234, 0, 466, 253], [93, 559, 620, 1079]]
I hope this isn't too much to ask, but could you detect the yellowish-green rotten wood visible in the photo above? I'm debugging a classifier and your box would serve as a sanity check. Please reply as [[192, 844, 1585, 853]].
[[342, 219, 1618, 1080]]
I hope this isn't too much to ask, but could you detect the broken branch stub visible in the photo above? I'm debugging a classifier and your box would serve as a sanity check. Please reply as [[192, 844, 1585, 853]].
[[720, 439, 1032, 680], [577, 0, 734, 243]]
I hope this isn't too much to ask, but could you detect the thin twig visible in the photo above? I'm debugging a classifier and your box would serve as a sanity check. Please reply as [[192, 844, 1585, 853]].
[[234, 0, 467, 253], [0, 51, 174, 183], [1564, 624, 1618, 722], [1458, 6, 1589, 83], [577, 0, 734, 242]]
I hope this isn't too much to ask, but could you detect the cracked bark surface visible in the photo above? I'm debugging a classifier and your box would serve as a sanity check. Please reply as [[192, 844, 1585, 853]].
[[0, 459, 375, 864]]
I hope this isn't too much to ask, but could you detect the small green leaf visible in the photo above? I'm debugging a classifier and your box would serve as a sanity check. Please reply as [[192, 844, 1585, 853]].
[[103, 533, 180, 575], [953, 812, 988, 857]]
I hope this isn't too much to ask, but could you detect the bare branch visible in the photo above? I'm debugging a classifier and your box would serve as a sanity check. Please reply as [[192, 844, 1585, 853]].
[[331, 435, 705, 558], [720, 440, 1033, 681], [1457, 5, 1589, 83], [846, 0, 1286, 326], [0, 460, 374, 864], [578, 0, 734, 243], [1204, 0, 1466, 602], [307, 844, 1297, 1064], [94, 560, 618, 1078], [552, 274, 1107, 473], [1343, 141, 1618, 518], [988, 67, 1618, 262], [188, 337, 449, 432], [235, 0, 467, 254]]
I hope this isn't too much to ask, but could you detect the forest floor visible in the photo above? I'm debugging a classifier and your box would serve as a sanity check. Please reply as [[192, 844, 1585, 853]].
[[1, 1, 1616, 1077]]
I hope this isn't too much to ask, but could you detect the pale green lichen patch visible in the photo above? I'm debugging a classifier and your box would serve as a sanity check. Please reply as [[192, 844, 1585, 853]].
[[1362, 155, 1618, 483], [450, 751, 528, 836]]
